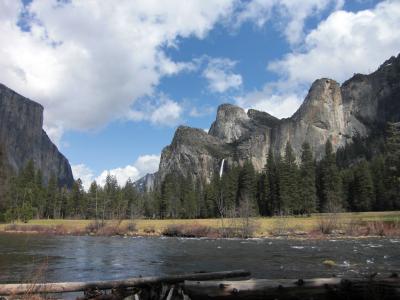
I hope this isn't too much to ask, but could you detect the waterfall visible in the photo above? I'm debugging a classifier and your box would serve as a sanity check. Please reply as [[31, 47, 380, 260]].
[[219, 159, 225, 179]]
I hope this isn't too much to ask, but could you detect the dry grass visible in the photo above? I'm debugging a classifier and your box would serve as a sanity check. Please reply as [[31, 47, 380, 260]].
[[162, 224, 219, 238], [0, 211, 399, 238]]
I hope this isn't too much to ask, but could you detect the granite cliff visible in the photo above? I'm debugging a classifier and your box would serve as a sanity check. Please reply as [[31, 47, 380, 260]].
[[0, 83, 74, 200], [152, 54, 400, 188]]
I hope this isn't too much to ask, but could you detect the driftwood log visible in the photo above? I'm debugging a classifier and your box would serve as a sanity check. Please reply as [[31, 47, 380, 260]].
[[184, 274, 400, 300], [0, 270, 250, 296]]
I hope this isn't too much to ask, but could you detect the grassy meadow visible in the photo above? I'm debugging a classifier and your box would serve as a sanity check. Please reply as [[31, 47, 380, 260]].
[[0, 211, 399, 238]]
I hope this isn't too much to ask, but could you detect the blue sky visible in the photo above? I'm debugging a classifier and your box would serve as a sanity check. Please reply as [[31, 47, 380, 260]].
[[0, 0, 399, 188]]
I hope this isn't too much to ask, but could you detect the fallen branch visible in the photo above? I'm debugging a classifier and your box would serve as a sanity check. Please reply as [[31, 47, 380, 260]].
[[0, 270, 250, 296], [184, 275, 400, 299]]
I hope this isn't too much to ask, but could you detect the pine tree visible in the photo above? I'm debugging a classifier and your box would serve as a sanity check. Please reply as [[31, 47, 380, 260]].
[[221, 165, 239, 211], [340, 168, 354, 211], [279, 142, 299, 214], [319, 139, 343, 212], [123, 179, 140, 219], [69, 179, 85, 218], [264, 148, 280, 215], [384, 122, 400, 209], [160, 174, 179, 218], [352, 161, 374, 211], [88, 181, 99, 219], [299, 142, 317, 215], [34, 169, 45, 218], [256, 172, 267, 216], [103, 174, 119, 219], [370, 155, 386, 210], [203, 174, 221, 218], [237, 161, 257, 213], [46, 174, 58, 218], [180, 176, 197, 218]]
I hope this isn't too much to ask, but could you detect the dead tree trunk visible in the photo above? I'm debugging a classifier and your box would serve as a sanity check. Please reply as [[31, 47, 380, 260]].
[[184, 275, 400, 300], [0, 270, 250, 296]]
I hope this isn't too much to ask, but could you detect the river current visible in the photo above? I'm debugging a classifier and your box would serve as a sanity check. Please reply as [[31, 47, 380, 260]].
[[0, 234, 399, 284]]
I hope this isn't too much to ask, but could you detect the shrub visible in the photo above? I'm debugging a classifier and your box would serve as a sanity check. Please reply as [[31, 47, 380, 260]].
[[162, 224, 217, 238], [126, 222, 137, 232], [317, 213, 341, 234], [143, 226, 155, 234], [85, 220, 105, 233], [344, 219, 363, 236], [270, 216, 291, 236]]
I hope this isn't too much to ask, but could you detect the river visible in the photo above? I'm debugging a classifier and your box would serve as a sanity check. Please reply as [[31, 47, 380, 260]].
[[0, 234, 399, 285]]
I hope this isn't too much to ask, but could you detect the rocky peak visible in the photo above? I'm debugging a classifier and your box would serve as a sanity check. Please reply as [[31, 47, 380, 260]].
[[209, 103, 250, 143], [134, 173, 155, 193], [152, 54, 400, 190], [0, 83, 74, 189], [247, 109, 280, 127]]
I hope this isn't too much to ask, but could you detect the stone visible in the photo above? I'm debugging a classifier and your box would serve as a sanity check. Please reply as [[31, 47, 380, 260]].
[[0, 83, 74, 198], [151, 54, 400, 189]]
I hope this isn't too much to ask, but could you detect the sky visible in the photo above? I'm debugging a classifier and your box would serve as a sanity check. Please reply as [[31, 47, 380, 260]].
[[0, 0, 399, 189]]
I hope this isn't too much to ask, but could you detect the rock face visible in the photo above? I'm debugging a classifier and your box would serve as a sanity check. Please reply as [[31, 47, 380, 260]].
[[0, 83, 74, 191], [134, 173, 156, 193], [157, 126, 232, 185], [154, 54, 400, 187]]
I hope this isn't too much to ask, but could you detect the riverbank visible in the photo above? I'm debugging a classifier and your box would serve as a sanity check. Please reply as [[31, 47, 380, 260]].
[[0, 211, 399, 239]]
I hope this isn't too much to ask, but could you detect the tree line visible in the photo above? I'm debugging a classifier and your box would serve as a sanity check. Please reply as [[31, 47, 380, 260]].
[[1, 122, 399, 222]]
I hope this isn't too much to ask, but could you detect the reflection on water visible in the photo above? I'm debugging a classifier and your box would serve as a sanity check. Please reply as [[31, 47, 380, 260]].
[[0, 234, 399, 284]]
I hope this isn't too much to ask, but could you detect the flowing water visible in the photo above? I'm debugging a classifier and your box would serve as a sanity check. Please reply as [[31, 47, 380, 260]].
[[0, 234, 399, 285]]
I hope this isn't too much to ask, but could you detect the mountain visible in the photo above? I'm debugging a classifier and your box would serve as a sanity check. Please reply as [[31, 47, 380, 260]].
[[154, 54, 400, 187], [134, 173, 156, 193], [0, 83, 74, 201]]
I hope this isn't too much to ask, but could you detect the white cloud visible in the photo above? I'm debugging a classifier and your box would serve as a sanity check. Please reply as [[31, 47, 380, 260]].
[[189, 106, 214, 117], [127, 95, 183, 126], [202, 57, 243, 93], [96, 165, 140, 188], [150, 100, 183, 126], [236, 89, 304, 119], [72, 154, 160, 190], [268, 0, 400, 84], [236, 0, 344, 44], [71, 164, 95, 191], [0, 0, 236, 143], [132, 155, 161, 177], [237, 0, 400, 118]]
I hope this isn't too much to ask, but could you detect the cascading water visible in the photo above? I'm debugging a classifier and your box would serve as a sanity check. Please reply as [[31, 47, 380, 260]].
[[219, 159, 225, 178]]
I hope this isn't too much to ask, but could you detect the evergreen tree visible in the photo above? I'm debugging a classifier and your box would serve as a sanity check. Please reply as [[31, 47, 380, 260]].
[[384, 122, 400, 209], [352, 161, 374, 211], [34, 169, 45, 218], [180, 176, 197, 218], [123, 179, 140, 219], [299, 142, 317, 215], [87, 181, 100, 219], [202, 175, 220, 218], [256, 172, 267, 216], [103, 174, 119, 219], [46, 174, 58, 218], [319, 139, 343, 212], [370, 155, 386, 210], [279, 142, 299, 214], [220, 165, 239, 212], [264, 149, 280, 215], [160, 174, 179, 218], [237, 161, 257, 213], [340, 168, 354, 211], [69, 179, 85, 218]]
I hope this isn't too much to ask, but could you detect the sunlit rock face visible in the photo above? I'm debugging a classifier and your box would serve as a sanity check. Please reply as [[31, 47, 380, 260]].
[[209, 104, 251, 143], [157, 126, 232, 185], [0, 84, 74, 191], [134, 173, 155, 193], [151, 54, 400, 188]]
